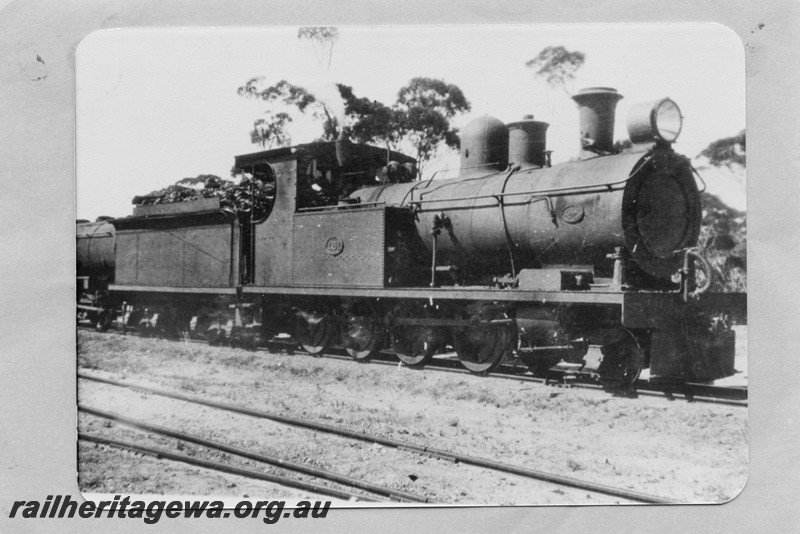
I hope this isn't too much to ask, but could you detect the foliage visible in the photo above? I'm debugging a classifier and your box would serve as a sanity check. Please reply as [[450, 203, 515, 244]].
[[696, 130, 747, 292], [239, 26, 471, 169], [237, 26, 340, 147], [251, 112, 293, 147], [698, 192, 746, 292], [297, 26, 339, 68], [698, 130, 746, 167], [525, 46, 586, 94], [394, 77, 470, 169], [396, 77, 470, 120], [337, 83, 400, 147], [237, 79, 338, 147], [238, 77, 471, 171]]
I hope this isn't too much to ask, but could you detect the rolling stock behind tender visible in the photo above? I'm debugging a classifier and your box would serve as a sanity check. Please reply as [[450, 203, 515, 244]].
[[77, 87, 745, 387]]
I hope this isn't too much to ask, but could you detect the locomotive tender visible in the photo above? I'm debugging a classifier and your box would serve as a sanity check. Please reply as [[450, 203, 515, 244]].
[[77, 87, 745, 386]]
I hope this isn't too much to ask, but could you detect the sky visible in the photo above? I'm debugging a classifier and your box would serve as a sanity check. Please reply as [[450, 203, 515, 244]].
[[76, 24, 745, 220]]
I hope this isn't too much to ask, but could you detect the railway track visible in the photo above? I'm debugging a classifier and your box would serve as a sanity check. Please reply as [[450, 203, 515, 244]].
[[80, 405, 433, 503], [312, 346, 748, 407], [77, 323, 747, 406], [79, 372, 681, 504], [80, 433, 381, 503]]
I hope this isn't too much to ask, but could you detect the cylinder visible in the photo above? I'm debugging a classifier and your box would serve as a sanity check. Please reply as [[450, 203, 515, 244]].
[[507, 115, 549, 168], [571, 87, 623, 155]]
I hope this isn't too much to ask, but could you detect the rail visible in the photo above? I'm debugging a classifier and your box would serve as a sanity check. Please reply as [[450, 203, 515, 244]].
[[80, 404, 436, 503], [79, 373, 680, 504], [79, 434, 377, 502]]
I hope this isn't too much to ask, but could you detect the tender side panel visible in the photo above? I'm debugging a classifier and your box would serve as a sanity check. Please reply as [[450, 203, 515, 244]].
[[114, 215, 238, 288], [292, 207, 385, 287]]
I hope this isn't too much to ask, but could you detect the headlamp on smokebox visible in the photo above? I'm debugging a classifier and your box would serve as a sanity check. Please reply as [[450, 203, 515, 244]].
[[626, 98, 683, 145]]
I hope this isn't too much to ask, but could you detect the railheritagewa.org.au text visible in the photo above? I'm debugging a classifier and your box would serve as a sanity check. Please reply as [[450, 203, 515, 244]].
[[8, 495, 331, 524]]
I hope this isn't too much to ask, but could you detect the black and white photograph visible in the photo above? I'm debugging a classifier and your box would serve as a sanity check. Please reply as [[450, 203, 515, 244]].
[[8, 0, 800, 532], [73, 24, 749, 506]]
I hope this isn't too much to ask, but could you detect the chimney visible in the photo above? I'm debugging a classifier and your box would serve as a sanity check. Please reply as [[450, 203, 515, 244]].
[[336, 130, 351, 167], [571, 87, 623, 156]]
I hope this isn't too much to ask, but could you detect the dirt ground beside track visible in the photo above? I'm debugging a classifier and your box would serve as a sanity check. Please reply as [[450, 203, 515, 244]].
[[77, 328, 748, 505]]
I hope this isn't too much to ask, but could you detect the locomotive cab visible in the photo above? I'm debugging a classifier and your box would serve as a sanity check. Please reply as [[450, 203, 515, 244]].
[[233, 140, 416, 212], [233, 141, 418, 288]]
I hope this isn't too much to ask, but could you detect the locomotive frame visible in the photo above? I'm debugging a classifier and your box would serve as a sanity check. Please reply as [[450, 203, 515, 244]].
[[78, 87, 746, 388]]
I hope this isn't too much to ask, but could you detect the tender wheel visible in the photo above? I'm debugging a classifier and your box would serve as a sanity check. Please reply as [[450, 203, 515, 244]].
[[597, 329, 646, 389], [342, 314, 382, 361], [172, 307, 193, 340], [453, 322, 514, 375], [194, 309, 215, 340], [94, 307, 113, 332], [137, 322, 155, 337], [122, 306, 142, 334], [231, 327, 258, 350], [206, 327, 226, 346], [156, 307, 189, 340], [294, 309, 336, 356]]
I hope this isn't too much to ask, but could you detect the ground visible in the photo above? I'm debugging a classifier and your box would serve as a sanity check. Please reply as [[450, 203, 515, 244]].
[[76, 328, 748, 506]]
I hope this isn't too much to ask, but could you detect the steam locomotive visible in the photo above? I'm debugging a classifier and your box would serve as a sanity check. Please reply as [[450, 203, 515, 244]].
[[77, 87, 746, 387]]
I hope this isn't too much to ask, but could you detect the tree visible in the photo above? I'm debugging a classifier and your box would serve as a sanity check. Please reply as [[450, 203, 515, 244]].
[[240, 27, 470, 169], [237, 79, 339, 147], [696, 131, 747, 292], [297, 26, 339, 68], [525, 46, 586, 95], [237, 76, 471, 172], [395, 77, 470, 170], [396, 77, 470, 119], [698, 192, 747, 292], [698, 130, 746, 167], [337, 83, 400, 147], [250, 112, 293, 148]]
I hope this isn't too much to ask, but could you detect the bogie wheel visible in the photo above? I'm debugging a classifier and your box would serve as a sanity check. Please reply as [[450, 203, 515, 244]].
[[342, 314, 383, 361], [597, 329, 646, 390], [453, 322, 515, 375], [294, 309, 336, 356]]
